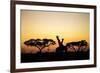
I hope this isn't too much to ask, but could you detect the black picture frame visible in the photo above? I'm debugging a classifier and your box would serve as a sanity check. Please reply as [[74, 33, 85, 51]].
[[11, 0, 96, 73]]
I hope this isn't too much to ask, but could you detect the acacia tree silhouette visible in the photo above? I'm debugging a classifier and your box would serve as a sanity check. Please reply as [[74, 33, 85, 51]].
[[66, 40, 88, 52], [24, 38, 56, 53]]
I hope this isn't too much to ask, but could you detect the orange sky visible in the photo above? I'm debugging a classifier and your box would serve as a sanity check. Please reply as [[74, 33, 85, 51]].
[[20, 10, 90, 53]]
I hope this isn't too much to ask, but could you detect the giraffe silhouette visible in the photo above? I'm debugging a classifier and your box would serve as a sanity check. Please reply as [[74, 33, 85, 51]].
[[56, 36, 66, 53]]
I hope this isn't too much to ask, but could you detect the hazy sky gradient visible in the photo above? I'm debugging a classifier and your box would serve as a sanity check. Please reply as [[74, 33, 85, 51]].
[[20, 10, 90, 53]]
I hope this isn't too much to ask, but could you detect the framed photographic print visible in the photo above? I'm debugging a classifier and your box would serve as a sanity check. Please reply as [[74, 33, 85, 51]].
[[11, 0, 97, 73]]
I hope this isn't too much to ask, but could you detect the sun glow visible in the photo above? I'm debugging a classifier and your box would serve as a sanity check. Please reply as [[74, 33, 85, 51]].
[[21, 10, 90, 53]]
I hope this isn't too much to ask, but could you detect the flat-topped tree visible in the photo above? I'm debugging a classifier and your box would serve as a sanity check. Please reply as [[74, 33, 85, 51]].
[[66, 40, 88, 52], [24, 38, 56, 53]]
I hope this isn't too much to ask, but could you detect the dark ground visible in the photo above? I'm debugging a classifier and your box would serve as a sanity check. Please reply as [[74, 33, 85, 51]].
[[21, 50, 89, 63]]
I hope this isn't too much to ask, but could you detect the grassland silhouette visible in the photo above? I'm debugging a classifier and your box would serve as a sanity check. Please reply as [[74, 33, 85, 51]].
[[21, 36, 89, 63]]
